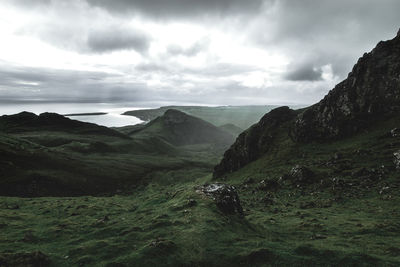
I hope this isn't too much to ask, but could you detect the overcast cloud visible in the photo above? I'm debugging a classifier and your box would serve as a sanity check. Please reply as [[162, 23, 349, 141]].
[[0, 0, 399, 107]]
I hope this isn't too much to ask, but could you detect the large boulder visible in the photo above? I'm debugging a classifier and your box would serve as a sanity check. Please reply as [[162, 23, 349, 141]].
[[198, 183, 243, 215]]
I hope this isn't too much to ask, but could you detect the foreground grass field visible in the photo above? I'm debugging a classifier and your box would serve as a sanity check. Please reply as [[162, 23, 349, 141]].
[[1, 114, 399, 266]]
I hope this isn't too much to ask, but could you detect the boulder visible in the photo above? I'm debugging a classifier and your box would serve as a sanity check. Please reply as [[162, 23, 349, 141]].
[[394, 150, 400, 169], [288, 165, 316, 185], [198, 183, 243, 215], [390, 128, 400, 137]]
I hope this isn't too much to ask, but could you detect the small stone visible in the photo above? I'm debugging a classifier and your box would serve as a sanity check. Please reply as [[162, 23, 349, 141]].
[[187, 199, 197, 207], [394, 150, 400, 169]]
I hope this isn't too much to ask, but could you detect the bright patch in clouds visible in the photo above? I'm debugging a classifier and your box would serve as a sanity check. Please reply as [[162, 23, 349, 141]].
[[0, 0, 399, 105]]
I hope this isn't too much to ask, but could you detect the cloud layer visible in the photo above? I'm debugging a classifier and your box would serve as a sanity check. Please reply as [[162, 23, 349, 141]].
[[0, 0, 399, 107]]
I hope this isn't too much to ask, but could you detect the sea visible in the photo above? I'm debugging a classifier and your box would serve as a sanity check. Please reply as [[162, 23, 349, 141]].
[[0, 103, 146, 127]]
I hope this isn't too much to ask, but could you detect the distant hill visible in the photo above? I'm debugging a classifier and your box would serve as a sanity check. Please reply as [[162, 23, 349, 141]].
[[0, 112, 127, 139], [218, 123, 243, 137], [122, 105, 291, 129], [132, 109, 235, 146]]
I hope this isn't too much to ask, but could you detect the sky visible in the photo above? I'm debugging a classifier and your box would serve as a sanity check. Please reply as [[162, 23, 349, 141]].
[[0, 0, 399, 106]]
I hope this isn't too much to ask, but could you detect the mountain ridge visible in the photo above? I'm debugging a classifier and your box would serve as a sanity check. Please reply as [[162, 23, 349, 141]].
[[214, 29, 400, 178]]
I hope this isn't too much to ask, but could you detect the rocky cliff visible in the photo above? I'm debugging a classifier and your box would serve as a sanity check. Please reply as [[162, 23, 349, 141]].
[[214, 29, 400, 178], [292, 30, 400, 142], [213, 106, 297, 178]]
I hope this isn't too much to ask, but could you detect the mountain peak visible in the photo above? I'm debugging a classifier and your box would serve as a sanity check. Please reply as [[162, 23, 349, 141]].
[[134, 109, 235, 146], [292, 30, 400, 142]]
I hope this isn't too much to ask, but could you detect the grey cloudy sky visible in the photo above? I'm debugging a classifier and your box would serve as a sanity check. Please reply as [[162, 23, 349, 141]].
[[0, 0, 399, 106]]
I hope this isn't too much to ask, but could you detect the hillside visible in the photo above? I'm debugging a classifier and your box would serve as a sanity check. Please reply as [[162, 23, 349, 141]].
[[218, 123, 244, 137], [0, 112, 128, 139], [123, 105, 284, 129], [1, 30, 400, 267], [0, 111, 230, 197], [215, 29, 400, 178], [131, 109, 235, 146]]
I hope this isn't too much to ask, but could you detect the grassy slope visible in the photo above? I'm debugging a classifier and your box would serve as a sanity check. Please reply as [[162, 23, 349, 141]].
[[1, 114, 399, 266], [0, 118, 226, 196], [123, 105, 285, 129]]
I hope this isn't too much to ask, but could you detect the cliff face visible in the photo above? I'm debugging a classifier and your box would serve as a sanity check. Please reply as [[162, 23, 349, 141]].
[[292, 31, 400, 142], [214, 30, 400, 178], [213, 106, 297, 178]]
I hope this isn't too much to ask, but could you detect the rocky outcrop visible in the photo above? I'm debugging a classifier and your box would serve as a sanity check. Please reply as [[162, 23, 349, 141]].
[[394, 150, 400, 169], [213, 106, 297, 178], [292, 31, 400, 142], [198, 183, 243, 215], [281, 165, 317, 186]]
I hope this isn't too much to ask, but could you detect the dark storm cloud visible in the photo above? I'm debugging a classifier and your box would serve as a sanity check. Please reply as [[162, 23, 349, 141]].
[[285, 63, 323, 82], [86, 0, 266, 18], [254, 0, 400, 79], [86, 28, 151, 54]]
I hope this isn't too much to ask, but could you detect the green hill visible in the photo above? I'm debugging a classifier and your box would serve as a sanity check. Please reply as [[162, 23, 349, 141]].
[[123, 105, 288, 129], [1, 30, 400, 267], [131, 109, 235, 146]]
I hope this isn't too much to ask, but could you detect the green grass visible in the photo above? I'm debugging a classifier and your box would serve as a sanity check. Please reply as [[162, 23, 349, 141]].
[[1, 113, 400, 266]]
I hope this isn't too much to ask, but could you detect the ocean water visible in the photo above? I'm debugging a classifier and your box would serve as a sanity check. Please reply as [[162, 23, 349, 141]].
[[0, 103, 145, 127]]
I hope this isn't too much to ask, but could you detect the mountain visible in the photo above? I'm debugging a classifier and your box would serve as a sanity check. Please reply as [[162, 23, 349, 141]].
[[292, 30, 400, 142], [218, 123, 244, 137], [0, 112, 127, 139], [131, 109, 235, 146], [123, 105, 284, 129], [214, 106, 298, 177], [0, 110, 231, 197], [214, 30, 400, 178]]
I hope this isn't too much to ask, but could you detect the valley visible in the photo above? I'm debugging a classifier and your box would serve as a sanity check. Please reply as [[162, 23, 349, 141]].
[[1, 29, 400, 267]]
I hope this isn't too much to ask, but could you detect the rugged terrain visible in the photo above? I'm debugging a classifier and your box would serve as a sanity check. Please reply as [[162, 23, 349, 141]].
[[1, 31, 400, 266]]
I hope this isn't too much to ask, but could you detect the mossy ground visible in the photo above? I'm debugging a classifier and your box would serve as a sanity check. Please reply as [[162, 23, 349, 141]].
[[1, 115, 400, 266]]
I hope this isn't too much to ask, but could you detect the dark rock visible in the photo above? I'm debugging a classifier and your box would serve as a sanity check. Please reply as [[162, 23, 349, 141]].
[[292, 32, 400, 142], [299, 201, 316, 209], [288, 165, 316, 185], [258, 179, 280, 191], [261, 195, 274, 206], [0, 251, 50, 267], [390, 128, 400, 137], [214, 106, 297, 178], [243, 177, 255, 184], [97, 216, 109, 223], [394, 150, 400, 169], [22, 231, 37, 243], [148, 238, 176, 251], [187, 199, 197, 207], [198, 183, 243, 215]]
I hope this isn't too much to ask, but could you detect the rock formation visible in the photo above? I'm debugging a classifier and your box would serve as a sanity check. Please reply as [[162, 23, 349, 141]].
[[214, 29, 400, 178], [213, 106, 297, 178], [292, 31, 400, 142]]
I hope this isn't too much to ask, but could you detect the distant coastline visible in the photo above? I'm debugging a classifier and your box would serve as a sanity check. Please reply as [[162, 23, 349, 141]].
[[64, 112, 107, 116]]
